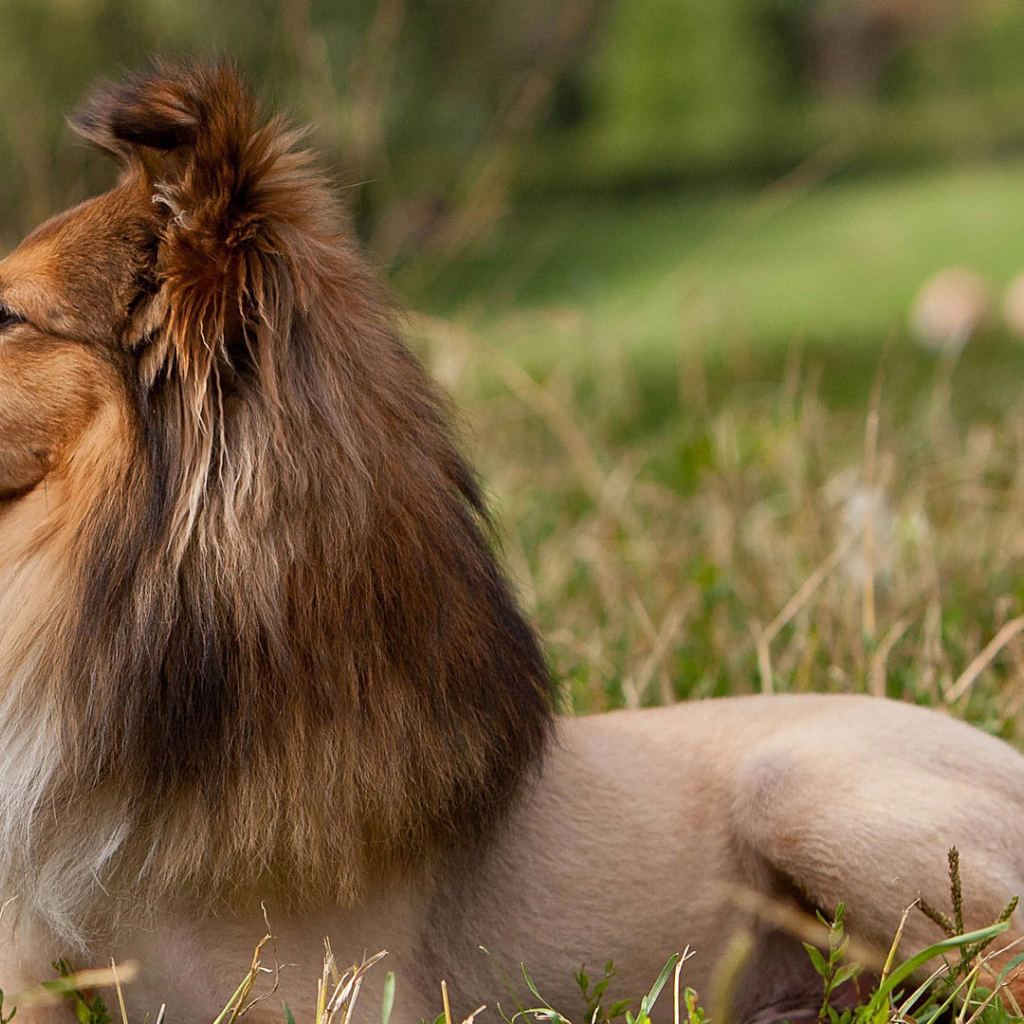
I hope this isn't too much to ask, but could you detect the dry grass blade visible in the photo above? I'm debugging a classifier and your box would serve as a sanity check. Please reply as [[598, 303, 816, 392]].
[[627, 591, 689, 705], [955, 934, 1024, 1023], [323, 950, 389, 1024], [881, 899, 917, 984], [672, 946, 694, 1024], [710, 930, 753, 1024], [861, 351, 886, 641], [231, 903, 284, 1020], [491, 349, 608, 503], [411, 306, 1024, 731], [411, 312, 610, 502], [760, 536, 854, 646], [946, 615, 1024, 702], [12, 961, 140, 1008], [441, 979, 453, 1024], [111, 958, 129, 1024], [869, 614, 913, 697], [724, 885, 886, 971], [753, 620, 774, 694], [211, 934, 272, 1024]]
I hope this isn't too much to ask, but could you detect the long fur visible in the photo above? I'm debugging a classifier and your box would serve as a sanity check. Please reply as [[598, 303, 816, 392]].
[[9, 65, 1024, 1024], [0, 61, 552, 944]]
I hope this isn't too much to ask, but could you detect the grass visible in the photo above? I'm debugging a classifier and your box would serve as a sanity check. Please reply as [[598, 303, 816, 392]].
[[395, 167, 1024, 1020], [406, 312, 1024, 745], [25, 885, 1024, 1024], [392, 162, 1024, 746], [19, 165, 1024, 1022], [398, 161, 1024, 365]]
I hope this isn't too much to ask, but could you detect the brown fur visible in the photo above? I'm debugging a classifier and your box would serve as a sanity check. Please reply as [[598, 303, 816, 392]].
[[4, 63, 1024, 1024], [0, 60, 551, 943]]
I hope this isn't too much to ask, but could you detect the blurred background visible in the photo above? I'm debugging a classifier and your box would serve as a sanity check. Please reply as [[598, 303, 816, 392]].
[[10, 0, 1024, 730]]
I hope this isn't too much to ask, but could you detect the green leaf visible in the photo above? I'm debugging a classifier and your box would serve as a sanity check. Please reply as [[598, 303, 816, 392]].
[[478, 947, 527, 1024], [802, 943, 828, 978], [381, 972, 396, 1024], [282, 1001, 296, 1024], [831, 964, 861, 988], [999, 951, 1024, 984], [863, 921, 1010, 1020], [520, 965, 552, 1008], [638, 955, 679, 1019]]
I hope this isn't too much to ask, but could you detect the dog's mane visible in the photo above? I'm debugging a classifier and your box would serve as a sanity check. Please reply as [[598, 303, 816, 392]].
[[0, 62, 553, 942]]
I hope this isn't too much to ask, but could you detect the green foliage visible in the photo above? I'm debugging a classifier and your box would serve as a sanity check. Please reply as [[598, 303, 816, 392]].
[[531, 0, 1024, 190], [47, 960, 112, 1024], [804, 905, 862, 1024], [5, 1, 1024, 253], [574, 961, 630, 1024], [579, 0, 799, 179], [789, 853, 1024, 1024], [0, 0, 576, 247], [408, 164, 1024, 357], [627, 954, 678, 1024], [681, 986, 704, 1024], [381, 972, 396, 1024], [0, 0, 283, 239], [500, 956, 678, 1024]]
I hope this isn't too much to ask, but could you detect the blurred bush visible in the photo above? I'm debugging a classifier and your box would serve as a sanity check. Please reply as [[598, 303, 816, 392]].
[[0, 0, 585, 253], [528, 0, 1024, 191], [2, 0, 1024, 255]]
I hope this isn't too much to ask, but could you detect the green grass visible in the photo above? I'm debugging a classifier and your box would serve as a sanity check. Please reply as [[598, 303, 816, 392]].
[[385, 167, 1024, 1018], [399, 161, 1024, 365], [24, 164, 1024, 1024], [396, 160, 1024, 740], [33, 887, 1024, 1024], [404, 314, 1024, 744]]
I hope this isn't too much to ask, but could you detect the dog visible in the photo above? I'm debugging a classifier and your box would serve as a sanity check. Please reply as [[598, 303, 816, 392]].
[[1, 61, 1023, 1023]]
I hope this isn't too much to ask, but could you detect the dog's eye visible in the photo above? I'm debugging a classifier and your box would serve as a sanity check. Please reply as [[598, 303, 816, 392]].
[[0, 306, 24, 331]]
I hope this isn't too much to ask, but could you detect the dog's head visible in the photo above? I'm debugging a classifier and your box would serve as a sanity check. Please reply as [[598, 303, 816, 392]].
[[0, 61, 552, 939]]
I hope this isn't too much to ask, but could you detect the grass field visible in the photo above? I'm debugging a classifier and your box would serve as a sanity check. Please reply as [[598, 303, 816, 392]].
[[401, 161, 1024, 737], [30, 164, 1024, 1024], [403, 161, 1024, 362], [388, 165, 1024, 1018]]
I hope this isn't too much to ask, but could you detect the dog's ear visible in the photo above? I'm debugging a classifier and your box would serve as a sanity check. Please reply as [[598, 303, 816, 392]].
[[72, 62, 204, 156], [71, 61, 321, 381]]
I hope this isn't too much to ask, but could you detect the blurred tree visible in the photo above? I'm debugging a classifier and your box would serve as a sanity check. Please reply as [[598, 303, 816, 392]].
[[2, 0, 1024, 256], [0, 0, 593, 255], [807, 0, 960, 95], [525, 0, 1024, 194], [0, 0, 280, 239], [579, 0, 799, 180]]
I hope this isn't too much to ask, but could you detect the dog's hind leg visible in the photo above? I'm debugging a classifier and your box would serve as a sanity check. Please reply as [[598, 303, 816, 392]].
[[728, 696, 1024, 1012]]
